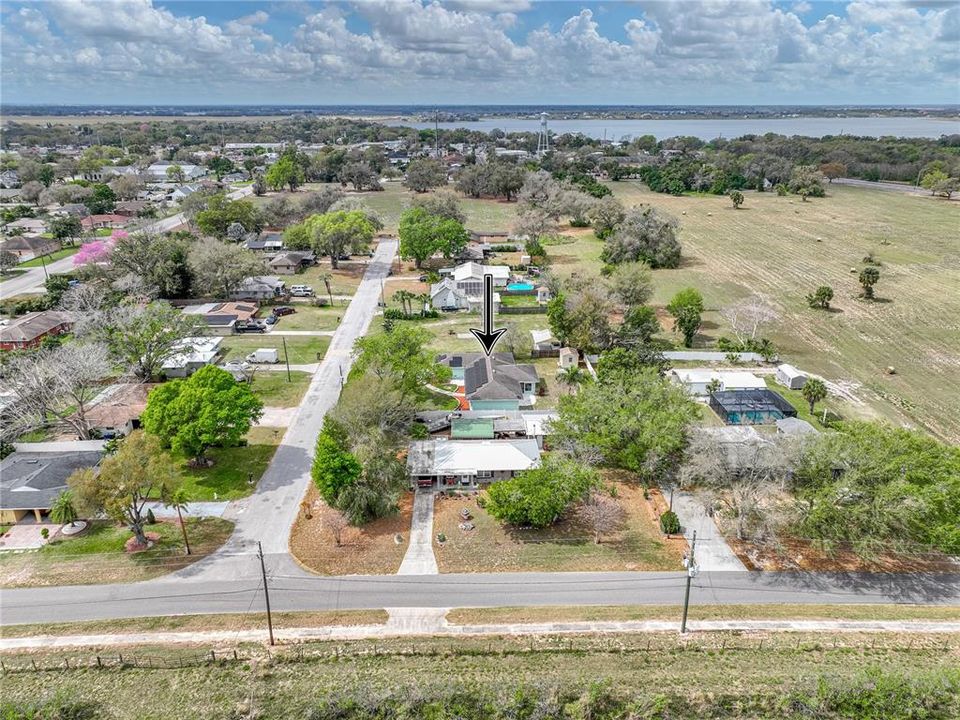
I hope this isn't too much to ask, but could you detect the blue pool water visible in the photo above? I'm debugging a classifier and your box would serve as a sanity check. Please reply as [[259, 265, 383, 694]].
[[506, 283, 535, 292]]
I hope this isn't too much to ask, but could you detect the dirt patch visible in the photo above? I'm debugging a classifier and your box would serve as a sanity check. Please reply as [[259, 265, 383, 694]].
[[728, 537, 959, 573], [289, 485, 412, 575], [433, 475, 687, 573]]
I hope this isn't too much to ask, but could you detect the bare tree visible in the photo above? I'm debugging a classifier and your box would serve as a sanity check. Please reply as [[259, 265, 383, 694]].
[[679, 431, 791, 541], [321, 506, 350, 547], [720, 295, 779, 344], [577, 490, 625, 543], [6, 342, 113, 440]]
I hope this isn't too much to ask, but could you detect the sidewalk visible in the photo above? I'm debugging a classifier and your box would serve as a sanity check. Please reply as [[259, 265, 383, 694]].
[[4, 617, 957, 650]]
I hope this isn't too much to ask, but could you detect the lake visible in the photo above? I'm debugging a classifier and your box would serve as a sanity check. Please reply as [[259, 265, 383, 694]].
[[390, 116, 960, 140]]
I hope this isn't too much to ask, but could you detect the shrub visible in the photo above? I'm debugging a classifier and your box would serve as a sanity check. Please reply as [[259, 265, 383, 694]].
[[486, 456, 598, 528], [660, 511, 681, 534], [146, 509, 157, 524]]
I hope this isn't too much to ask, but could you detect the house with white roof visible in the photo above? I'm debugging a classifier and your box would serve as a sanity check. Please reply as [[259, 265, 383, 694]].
[[407, 438, 541, 490], [430, 261, 508, 312], [161, 337, 223, 378], [669, 369, 767, 397]]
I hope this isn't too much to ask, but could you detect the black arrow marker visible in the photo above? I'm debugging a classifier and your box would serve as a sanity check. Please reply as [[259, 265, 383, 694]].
[[469, 273, 507, 356]]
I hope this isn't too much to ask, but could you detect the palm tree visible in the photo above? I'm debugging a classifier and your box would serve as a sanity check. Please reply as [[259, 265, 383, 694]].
[[319, 271, 334, 307], [164, 487, 192, 555], [50, 490, 79, 529], [393, 289, 414, 316], [557, 365, 586, 394], [416, 293, 431, 316]]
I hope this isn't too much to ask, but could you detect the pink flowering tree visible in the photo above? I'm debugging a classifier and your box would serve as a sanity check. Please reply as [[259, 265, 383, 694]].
[[72, 230, 126, 268]]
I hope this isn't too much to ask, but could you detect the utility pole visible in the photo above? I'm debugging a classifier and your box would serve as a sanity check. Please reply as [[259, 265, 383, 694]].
[[257, 542, 275, 646], [282, 336, 291, 383], [434, 108, 440, 159], [39, 251, 49, 280], [680, 530, 698, 634]]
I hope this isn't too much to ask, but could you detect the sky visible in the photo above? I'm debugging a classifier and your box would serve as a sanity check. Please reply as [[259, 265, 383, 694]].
[[1, 0, 958, 106]]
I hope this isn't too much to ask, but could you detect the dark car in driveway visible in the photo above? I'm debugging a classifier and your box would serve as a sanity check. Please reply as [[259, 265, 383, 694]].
[[272, 306, 296, 317], [234, 320, 266, 334]]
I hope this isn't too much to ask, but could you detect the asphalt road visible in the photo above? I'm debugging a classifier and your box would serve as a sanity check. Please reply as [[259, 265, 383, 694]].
[[833, 178, 930, 195], [3, 570, 958, 625], [175, 238, 398, 582]]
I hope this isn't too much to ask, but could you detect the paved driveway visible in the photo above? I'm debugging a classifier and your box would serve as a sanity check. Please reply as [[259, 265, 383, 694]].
[[397, 492, 438, 575]]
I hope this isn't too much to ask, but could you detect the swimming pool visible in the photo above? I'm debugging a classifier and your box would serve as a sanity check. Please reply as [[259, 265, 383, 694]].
[[506, 282, 535, 292]]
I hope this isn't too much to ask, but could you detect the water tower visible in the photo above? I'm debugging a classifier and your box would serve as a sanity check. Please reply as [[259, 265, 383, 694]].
[[536, 112, 550, 156]]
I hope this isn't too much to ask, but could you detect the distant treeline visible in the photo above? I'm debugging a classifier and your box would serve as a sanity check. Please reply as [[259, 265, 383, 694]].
[[4, 115, 959, 185]]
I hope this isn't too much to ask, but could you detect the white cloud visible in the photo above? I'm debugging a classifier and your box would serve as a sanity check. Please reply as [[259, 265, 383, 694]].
[[1, 0, 956, 104]]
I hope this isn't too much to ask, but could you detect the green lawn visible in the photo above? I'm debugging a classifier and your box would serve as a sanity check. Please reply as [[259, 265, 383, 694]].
[[220, 334, 330, 365], [0, 518, 234, 588], [268, 305, 341, 331], [0, 269, 27, 283], [17, 245, 81, 267], [249, 370, 311, 407], [174, 427, 283, 501]]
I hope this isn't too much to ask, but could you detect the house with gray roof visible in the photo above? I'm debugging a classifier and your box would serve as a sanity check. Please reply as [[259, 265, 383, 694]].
[[0, 449, 102, 524], [436, 352, 539, 411]]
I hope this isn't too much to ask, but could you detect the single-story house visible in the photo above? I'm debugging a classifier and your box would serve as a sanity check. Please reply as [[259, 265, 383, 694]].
[[167, 184, 203, 203], [465, 353, 539, 411], [229, 276, 286, 301], [244, 236, 284, 253], [161, 336, 223, 378], [669, 369, 767, 397], [81, 214, 130, 231], [775, 363, 808, 390], [0, 235, 60, 261], [406, 438, 541, 489], [0, 311, 74, 351], [269, 251, 316, 275], [4, 217, 47, 234], [181, 301, 259, 335], [50, 203, 90, 218], [0, 448, 103, 524], [146, 163, 206, 183], [415, 409, 557, 448], [430, 276, 501, 313], [114, 200, 149, 217], [0, 169, 20, 189], [84, 383, 154, 438]]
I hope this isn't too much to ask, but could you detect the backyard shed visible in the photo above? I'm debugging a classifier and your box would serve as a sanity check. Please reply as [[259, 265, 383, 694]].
[[775, 363, 808, 390]]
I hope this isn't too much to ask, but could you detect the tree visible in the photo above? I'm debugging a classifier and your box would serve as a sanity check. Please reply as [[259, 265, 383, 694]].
[[806, 285, 834, 309], [321, 506, 351, 547], [720, 295, 778, 344], [393, 289, 415, 316], [94, 301, 207, 380], [819, 162, 846, 183], [729, 189, 744, 208], [21, 180, 43, 205], [788, 166, 826, 197], [607, 261, 653, 308], [141, 365, 263, 463], [335, 433, 407, 525], [921, 170, 958, 198], [602, 206, 681, 268], [557, 365, 587, 394], [352, 324, 451, 400], [403, 159, 447, 193], [398, 207, 469, 268], [194, 194, 262, 240], [486, 455, 599, 528], [49, 216, 83, 246], [577, 490, 625, 543], [166, 164, 186, 185], [69, 431, 181, 547], [206, 156, 235, 181], [410, 191, 465, 223], [37, 164, 56, 188], [589, 196, 626, 239], [84, 184, 117, 214], [109, 174, 144, 201], [164, 486, 192, 555], [801, 377, 827, 414], [109, 231, 193, 298], [667, 288, 704, 348], [304, 210, 376, 269], [1, 250, 20, 273], [312, 417, 363, 504], [338, 162, 381, 191], [858, 266, 880, 299], [5, 342, 113, 440], [319, 271, 334, 306], [680, 431, 791, 541], [299, 187, 345, 217], [490, 163, 525, 201], [551, 367, 699, 478], [265, 155, 305, 192], [188, 241, 266, 298], [50, 491, 79, 529]]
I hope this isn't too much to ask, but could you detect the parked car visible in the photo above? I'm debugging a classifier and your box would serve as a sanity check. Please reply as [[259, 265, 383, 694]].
[[235, 320, 266, 334], [418, 274, 428, 282], [265, 314, 278, 325], [272, 306, 296, 316], [290, 285, 314, 297]]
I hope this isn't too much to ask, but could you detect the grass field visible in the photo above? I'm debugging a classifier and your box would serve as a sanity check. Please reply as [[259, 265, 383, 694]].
[[17, 246, 80, 267], [267, 304, 341, 331], [2, 633, 957, 719], [599, 183, 960, 442], [0, 518, 233, 588], [220, 334, 329, 365], [174, 426, 283, 501], [248, 370, 311, 407]]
